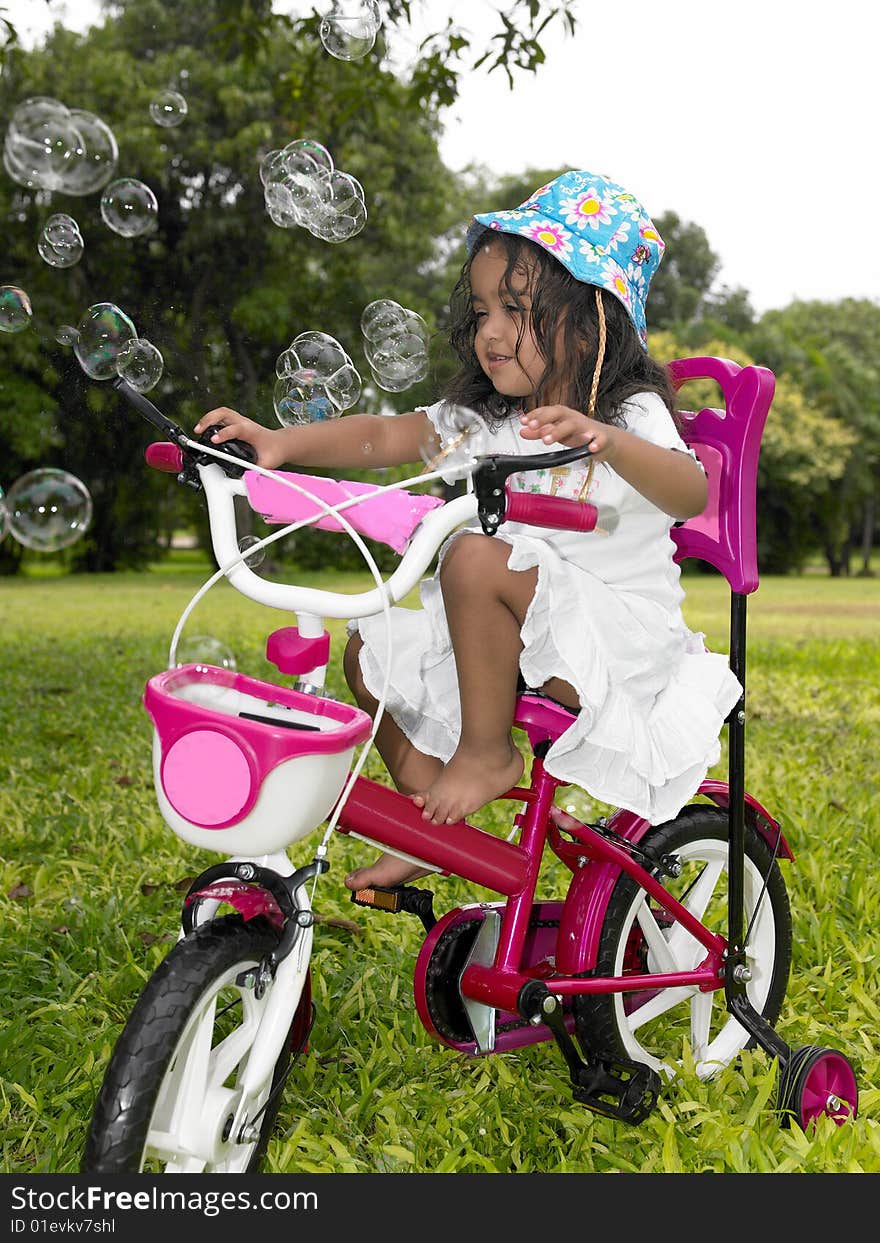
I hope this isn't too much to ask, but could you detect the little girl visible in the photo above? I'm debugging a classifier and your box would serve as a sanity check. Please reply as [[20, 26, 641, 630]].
[[195, 169, 743, 892]]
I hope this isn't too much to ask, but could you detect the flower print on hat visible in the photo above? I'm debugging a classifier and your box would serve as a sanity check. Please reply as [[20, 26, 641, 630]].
[[523, 217, 574, 261], [559, 186, 615, 231], [466, 169, 665, 348]]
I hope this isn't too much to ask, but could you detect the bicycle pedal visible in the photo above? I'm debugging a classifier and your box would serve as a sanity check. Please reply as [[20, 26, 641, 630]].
[[349, 883, 405, 913], [349, 884, 436, 933], [572, 1055, 661, 1125]]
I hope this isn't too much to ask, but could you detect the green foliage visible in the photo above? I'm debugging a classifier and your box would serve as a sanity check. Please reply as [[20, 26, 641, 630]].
[[0, 1, 464, 572], [747, 300, 880, 574], [648, 211, 721, 328], [0, 567, 878, 1172]]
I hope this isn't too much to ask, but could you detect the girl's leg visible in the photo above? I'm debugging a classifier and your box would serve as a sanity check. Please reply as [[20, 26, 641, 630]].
[[413, 534, 539, 825], [342, 633, 443, 889]]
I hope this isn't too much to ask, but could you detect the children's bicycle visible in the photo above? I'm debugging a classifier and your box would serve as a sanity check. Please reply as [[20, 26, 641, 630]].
[[82, 358, 859, 1173]]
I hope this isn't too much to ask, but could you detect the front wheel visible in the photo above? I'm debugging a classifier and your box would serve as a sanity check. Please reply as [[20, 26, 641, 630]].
[[83, 915, 311, 1173], [575, 805, 792, 1080]]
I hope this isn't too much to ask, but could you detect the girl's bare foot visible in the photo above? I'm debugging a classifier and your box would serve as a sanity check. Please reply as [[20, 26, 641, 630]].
[[344, 853, 433, 891], [412, 745, 524, 825]]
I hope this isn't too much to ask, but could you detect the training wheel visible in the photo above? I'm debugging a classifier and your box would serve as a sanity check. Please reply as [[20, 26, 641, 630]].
[[777, 1045, 858, 1130]]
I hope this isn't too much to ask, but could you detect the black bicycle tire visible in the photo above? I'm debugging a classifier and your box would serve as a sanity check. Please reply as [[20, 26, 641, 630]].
[[575, 804, 793, 1067], [82, 914, 291, 1173]]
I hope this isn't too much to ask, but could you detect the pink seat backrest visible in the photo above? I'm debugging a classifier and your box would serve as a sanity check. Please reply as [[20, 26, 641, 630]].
[[667, 357, 775, 595]]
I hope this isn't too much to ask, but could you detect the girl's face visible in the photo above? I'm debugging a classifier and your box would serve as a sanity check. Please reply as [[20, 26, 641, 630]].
[[469, 239, 547, 409]]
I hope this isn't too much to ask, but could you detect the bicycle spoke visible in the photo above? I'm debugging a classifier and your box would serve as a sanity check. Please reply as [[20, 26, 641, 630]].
[[663, 856, 725, 965], [635, 900, 678, 973], [689, 988, 715, 1061]]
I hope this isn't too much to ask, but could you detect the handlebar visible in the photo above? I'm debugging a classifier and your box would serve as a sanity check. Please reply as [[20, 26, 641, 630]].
[[114, 382, 600, 621], [115, 377, 257, 481]]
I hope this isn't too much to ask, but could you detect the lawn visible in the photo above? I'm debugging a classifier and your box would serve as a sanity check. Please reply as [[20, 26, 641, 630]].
[[0, 562, 878, 1174]]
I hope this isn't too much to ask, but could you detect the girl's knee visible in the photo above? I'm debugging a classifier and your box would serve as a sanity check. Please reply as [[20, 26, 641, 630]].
[[440, 532, 503, 587]]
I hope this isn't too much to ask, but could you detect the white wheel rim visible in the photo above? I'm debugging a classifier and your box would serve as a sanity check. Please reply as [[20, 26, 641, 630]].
[[610, 837, 778, 1079], [140, 958, 275, 1172]]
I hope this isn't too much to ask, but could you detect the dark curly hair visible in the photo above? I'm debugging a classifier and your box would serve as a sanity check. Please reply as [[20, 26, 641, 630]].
[[442, 227, 676, 429]]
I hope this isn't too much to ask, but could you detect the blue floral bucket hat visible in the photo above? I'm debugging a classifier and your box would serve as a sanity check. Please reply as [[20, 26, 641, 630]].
[[465, 169, 665, 348]]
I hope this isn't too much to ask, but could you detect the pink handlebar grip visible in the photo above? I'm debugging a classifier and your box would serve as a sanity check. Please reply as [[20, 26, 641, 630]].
[[146, 442, 184, 473], [503, 485, 598, 532]]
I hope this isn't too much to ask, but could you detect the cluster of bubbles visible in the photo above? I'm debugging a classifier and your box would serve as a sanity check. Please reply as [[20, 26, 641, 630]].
[[38, 213, 85, 269], [260, 139, 366, 243], [70, 301, 164, 393], [100, 177, 159, 238], [361, 299, 429, 392], [2, 267, 162, 394], [273, 330, 362, 426], [0, 286, 33, 333], [3, 96, 118, 195], [319, 1, 383, 61], [0, 468, 93, 553], [149, 89, 188, 128]]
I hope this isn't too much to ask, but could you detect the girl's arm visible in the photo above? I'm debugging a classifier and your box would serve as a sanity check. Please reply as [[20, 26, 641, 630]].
[[519, 405, 707, 520], [192, 406, 433, 472]]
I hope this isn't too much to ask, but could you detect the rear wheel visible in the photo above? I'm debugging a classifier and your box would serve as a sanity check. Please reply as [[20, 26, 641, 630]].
[[83, 915, 311, 1172], [575, 805, 792, 1080]]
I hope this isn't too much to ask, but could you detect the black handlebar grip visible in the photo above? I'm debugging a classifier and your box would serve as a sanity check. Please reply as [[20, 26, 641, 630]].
[[196, 425, 259, 471]]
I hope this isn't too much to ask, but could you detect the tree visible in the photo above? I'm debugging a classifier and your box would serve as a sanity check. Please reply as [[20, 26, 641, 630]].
[[647, 211, 720, 329], [0, 0, 580, 573], [747, 300, 880, 575]]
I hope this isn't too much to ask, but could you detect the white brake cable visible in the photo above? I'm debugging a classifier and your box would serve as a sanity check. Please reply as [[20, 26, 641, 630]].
[[171, 437, 455, 895]]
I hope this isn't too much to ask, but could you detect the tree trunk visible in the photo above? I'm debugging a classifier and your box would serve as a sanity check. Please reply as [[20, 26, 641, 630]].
[[858, 493, 876, 575]]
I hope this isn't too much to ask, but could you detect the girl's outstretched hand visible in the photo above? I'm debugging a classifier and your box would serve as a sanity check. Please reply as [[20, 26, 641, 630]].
[[193, 407, 286, 470], [519, 406, 616, 461]]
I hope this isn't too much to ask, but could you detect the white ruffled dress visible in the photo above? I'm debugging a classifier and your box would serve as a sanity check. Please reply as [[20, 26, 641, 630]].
[[353, 394, 743, 825]]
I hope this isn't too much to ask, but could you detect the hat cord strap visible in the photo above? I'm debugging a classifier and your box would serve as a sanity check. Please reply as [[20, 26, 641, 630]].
[[588, 288, 607, 420]]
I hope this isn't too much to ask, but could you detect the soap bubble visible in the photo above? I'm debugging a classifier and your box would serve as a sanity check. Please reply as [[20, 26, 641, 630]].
[[115, 337, 164, 392], [282, 137, 334, 174], [0, 487, 8, 543], [149, 89, 188, 128], [175, 635, 237, 670], [418, 404, 489, 477], [100, 177, 159, 238], [5, 467, 93, 552], [309, 171, 368, 243], [272, 330, 362, 426], [0, 286, 32, 333], [360, 298, 404, 341], [62, 109, 119, 195], [55, 325, 80, 346], [73, 302, 138, 379], [238, 535, 266, 569], [360, 299, 430, 392], [319, 1, 383, 61], [3, 96, 117, 194], [260, 138, 366, 241], [38, 213, 84, 268]]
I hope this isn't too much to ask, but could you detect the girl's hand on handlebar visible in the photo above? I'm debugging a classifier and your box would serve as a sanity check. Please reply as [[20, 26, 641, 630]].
[[193, 408, 287, 470], [518, 406, 615, 461]]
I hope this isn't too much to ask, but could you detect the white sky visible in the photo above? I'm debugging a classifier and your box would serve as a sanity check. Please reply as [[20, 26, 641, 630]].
[[4, 0, 878, 314]]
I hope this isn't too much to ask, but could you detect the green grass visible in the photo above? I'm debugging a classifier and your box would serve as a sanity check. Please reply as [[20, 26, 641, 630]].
[[0, 565, 878, 1174]]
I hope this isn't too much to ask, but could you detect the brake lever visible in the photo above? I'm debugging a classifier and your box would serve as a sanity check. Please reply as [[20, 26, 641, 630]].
[[113, 376, 190, 446]]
